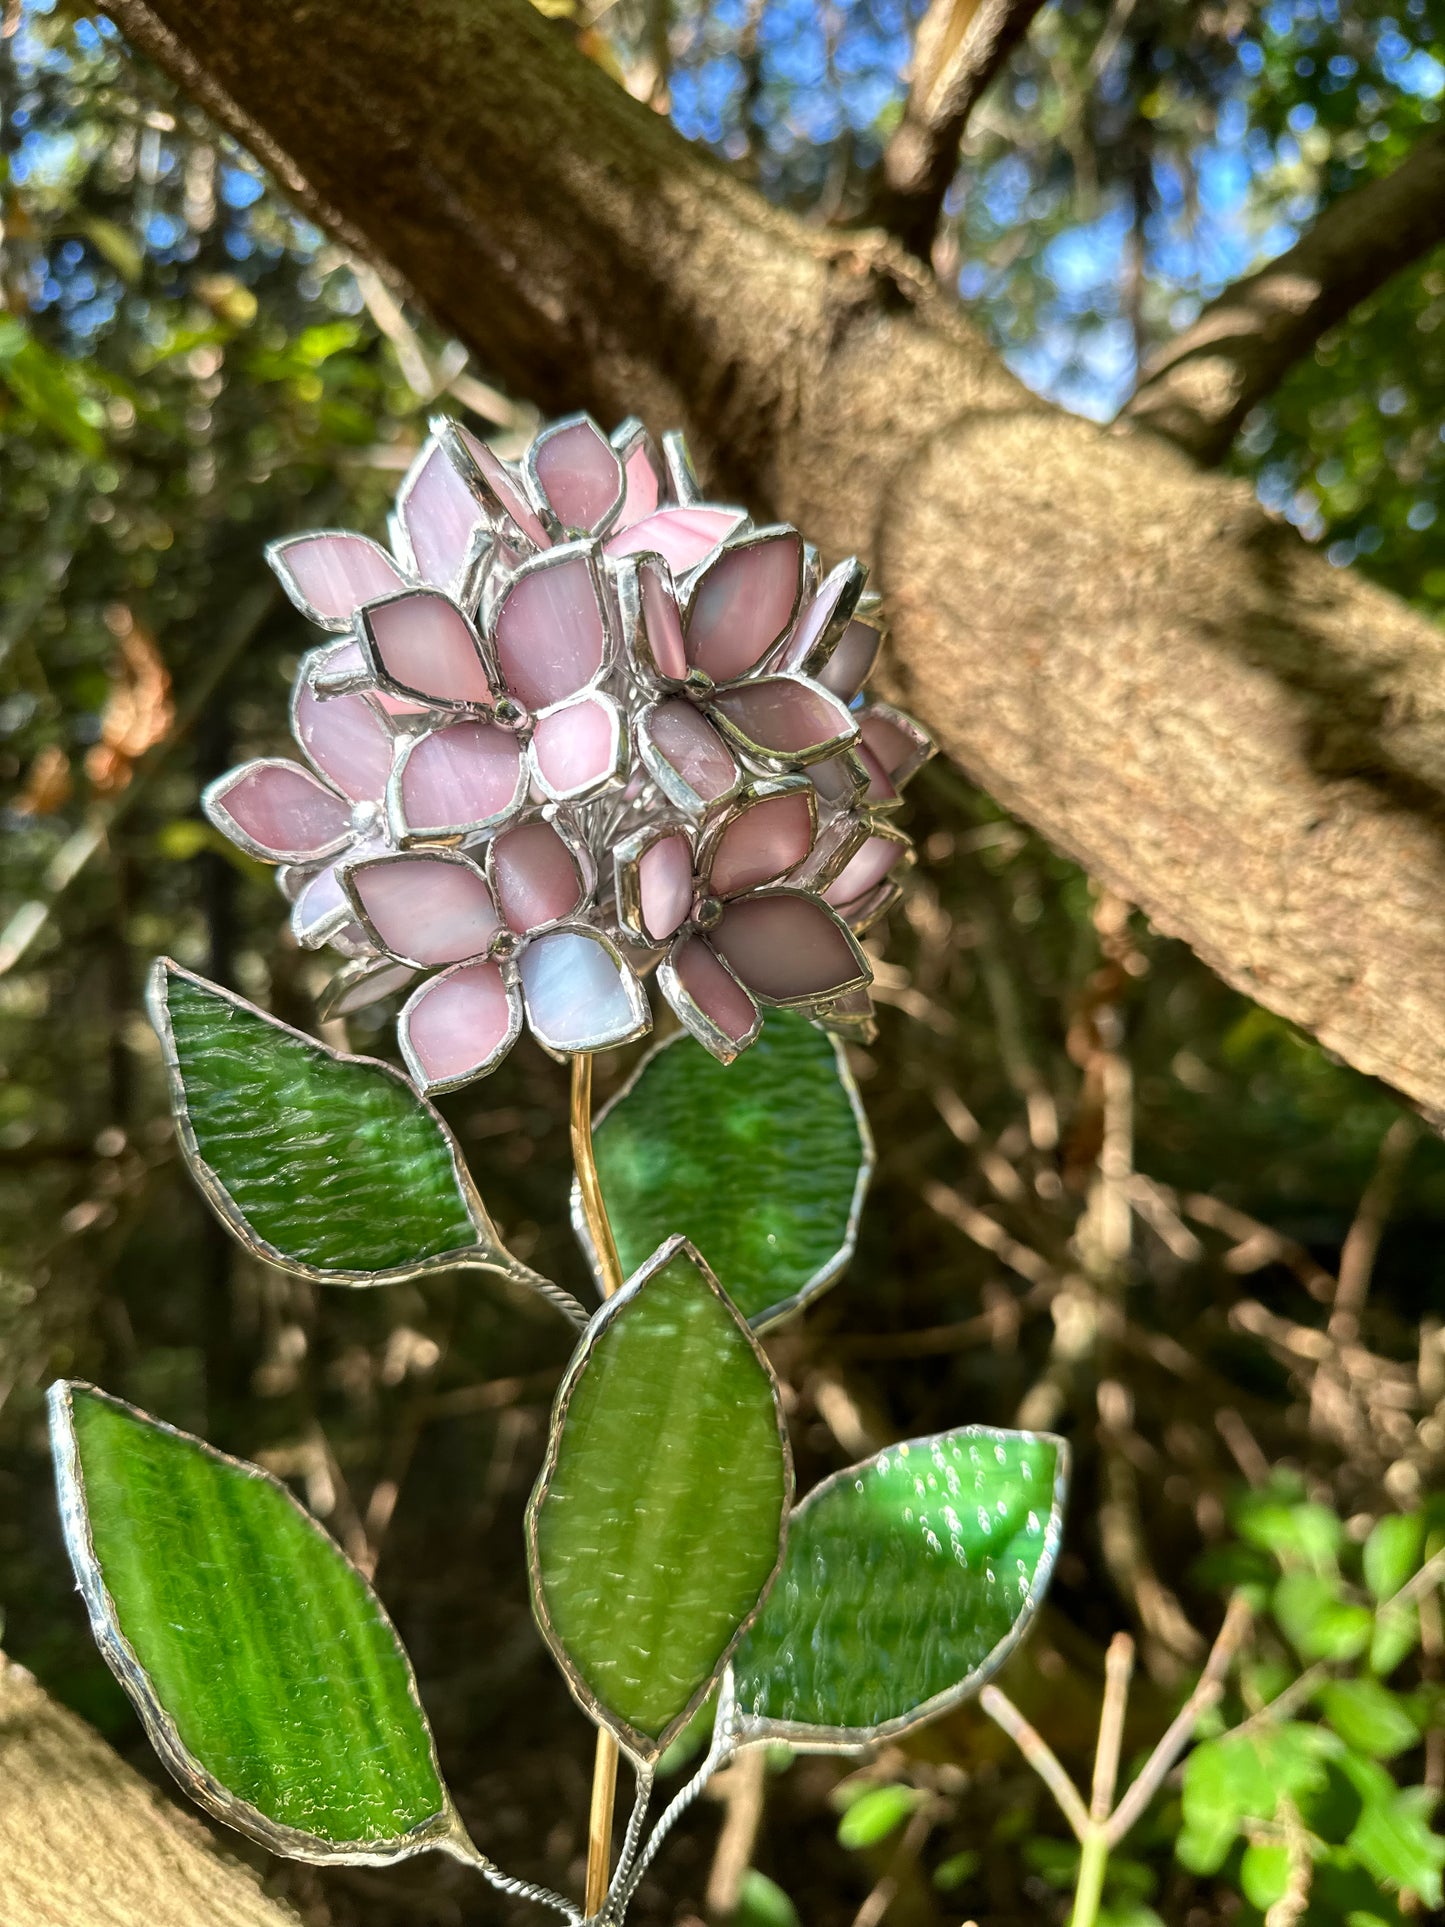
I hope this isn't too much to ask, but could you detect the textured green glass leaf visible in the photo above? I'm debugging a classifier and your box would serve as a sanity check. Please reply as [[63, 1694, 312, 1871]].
[[730, 1427, 1066, 1745], [581, 1011, 871, 1328], [149, 959, 531, 1290], [528, 1237, 791, 1758], [50, 1381, 456, 1861]]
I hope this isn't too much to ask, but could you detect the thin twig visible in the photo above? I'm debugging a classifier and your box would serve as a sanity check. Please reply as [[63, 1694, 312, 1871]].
[[705, 1745, 767, 1920], [979, 1685, 1090, 1842], [1090, 1634, 1134, 1821]]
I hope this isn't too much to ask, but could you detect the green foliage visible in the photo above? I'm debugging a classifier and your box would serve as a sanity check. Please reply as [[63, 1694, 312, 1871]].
[[835, 1782, 923, 1849], [733, 1869, 800, 1927]]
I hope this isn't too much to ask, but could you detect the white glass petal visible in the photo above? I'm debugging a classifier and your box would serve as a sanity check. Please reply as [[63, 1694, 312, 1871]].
[[519, 927, 648, 1053]]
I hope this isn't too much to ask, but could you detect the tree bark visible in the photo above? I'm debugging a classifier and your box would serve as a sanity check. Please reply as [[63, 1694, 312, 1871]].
[[0, 1653, 302, 1927], [98, 0, 1445, 1126], [1126, 127, 1445, 463]]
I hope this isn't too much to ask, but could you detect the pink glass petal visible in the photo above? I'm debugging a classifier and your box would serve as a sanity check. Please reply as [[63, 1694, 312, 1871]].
[[674, 936, 758, 1044], [706, 790, 815, 898], [209, 761, 351, 860], [293, 680, 395, 802], [858, 743, 897, 804], [638, 557, 687, 680], [402, 441, 486, 589], [815, 617, 882, 701], [605, 505, 746, 571], [401, 960, 515, 1086], [397, 721, 522, 833], [615, 439, 662, 529], [491, 819, 584, 934], [270, 533, 407, 626], [292, 864, 349, 946], [531, 696, 617, 797], [455, 426, 551, 550], [492, 554, 607, 711], [367, 592, 494, 707], [685, 533, 803, 682], [638, 832, 694, 942], [351, 856, 500, 967], [711, 893, 865, 1003], [326, 959, 417, 1018], [646, 701, 737, 804], [824, 835, 906, 908], [532, 419, 623, 532], [860, 708, 924, 779], [710, 677, 854, 759], [777, 559, 864, 674], [519, 929, 644, 1052]]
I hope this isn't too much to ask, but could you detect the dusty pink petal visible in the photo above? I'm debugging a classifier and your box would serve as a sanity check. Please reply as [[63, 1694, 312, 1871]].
[[324, 959, 418, 1018], [491, 819, 584, 933], [859, 708, 926, 781], [705, 790, 815, 898], [858, 743, 897, 804], [672, 936, 759, 1044], [615, 438, 663, 529], [531, 695, 618, 797], [815, 616, 882, 701], [709, 676, 855, 760], [270, 533, 407, 627], [776, 559, 865, 674], [401, 440, 486, 589], [646, 701, 737, 804], [686, 532, 803, 681], [605, 505, 745, 571], [207, 760, 351, 861], [400, 960, 516, 1087], [492, 553, 607, 710], [519, 928, 646, 1053], [532, 418, 623, 532], [293, 680, 393, 802], [292, 864, 350, 946], [351, 855, 500, 967], [637, 557, 687, 681], [711, 892, 865, 1003], [638, 832, 694, 942], [455, 426, 552, 549], [824, 835, 906, 908], [366, 592, 494, 707], [397, 721, 522, 833]]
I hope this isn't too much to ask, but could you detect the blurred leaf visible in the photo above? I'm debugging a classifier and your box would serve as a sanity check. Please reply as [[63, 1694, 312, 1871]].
[[50, 1381, 456, 1860], [0, 315, 105, 457], [585, 1010, 871, 1328], [1364, 1515, 1425, 1603], [1236, 1493, 1343, 1571], [1240, 1840, 1292, 1909], [735, 1869, 800, 1927], [1274, 1571, 1373, 1663], [1370, 1601, 1421, 1679], [1179, 1726, 1333, 1874], [1319, 1678, 1421, 1759], [75, 213, 145, 284], [933, 1848, 981, 1891], [528, 1239, 789, 1756], [837, 1783, 923, 1849], [1347, 1785, 1445, 1910]]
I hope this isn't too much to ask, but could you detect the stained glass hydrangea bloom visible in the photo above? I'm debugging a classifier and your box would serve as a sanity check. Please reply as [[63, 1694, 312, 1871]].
[[204, 413, 933, 1090]]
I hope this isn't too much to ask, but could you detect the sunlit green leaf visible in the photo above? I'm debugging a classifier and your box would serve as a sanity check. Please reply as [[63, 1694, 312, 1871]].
[[735, 1869, 800, 1927], [1240, 1840, 1292, 1909], [1364, 1514, 1425, 1603], [1347, 1784, 1445, 1911], [1235, 1492, 1343, 1571], [583, 1011, 872, 1328], [50, 1381, 457, 1861], [1274, 1571, 1373, 1663], [1319, 1677, 1421, 1759], [836, 1783, 923, 1849], [528, 1238, 790, 1758], [730, 1427, 1065, 1745]]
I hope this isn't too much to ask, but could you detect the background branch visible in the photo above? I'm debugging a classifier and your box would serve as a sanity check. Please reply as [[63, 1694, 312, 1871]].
[[1125, 127, 1445, 463]]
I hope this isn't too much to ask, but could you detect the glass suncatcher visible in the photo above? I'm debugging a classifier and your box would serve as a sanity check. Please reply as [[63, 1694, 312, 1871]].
[[48, 414, 1069, 1922]]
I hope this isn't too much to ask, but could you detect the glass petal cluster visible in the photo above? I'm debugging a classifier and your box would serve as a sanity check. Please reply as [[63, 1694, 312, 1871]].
[[204, 415, 933, 1091]]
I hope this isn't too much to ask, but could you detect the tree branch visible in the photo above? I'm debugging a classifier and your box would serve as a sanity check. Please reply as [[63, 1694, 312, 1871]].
[[96, 0, 1445, 1131], [1126, 127, 1445, 463], [867, 0, 1046, 261]]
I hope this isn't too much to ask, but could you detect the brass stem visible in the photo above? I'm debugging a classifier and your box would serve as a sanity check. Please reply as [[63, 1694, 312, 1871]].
[[570, 1052, 624, 1915]]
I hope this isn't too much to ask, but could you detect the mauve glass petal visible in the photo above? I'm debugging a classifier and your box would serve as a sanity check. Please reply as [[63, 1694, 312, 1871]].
[[815, 616, 882, 701], [352, 856, 500, 966], [686, 532, 803, 681], [325, 959, 417, 1018], [271, 533, 406, 625], [492, 554, 607, 710], [402, 441, 486, 589], [293, 681, 393, 801], [531, 696, 617, 797], [858, 742, 897, 804], [519, 929, 645, 1052], [674, 936, 759, 1044], [615, 440, 662, 529], [292, 863, 349, 946], [397, 721, 522, 833], [401, 960, 516, 1086], [711, 893, 865, 1003], [533, 419, 623, 532], [824, 834, 905, 908], [367, 592, 494, 707], [860, 708, 926, 781], [705, 790, 815, 898], [638, 557, 687, 680], [491, 819, 584, 933], [709, 676, 854, 760], [776, 559, 864, 674], [209, 760, 351, 860], [647, 701, 737, 803], [455, 426, 552, 549], [605, 505, 745, 571], [638, 831, 694, 941]]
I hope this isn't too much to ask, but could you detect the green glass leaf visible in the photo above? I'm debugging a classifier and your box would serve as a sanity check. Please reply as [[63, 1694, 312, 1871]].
[[729, 1426, 1066, 1747], [579, 1011, 872, 1328], [50, 1381, 458, 1862], [149, 959, 565, 1306], [527, 1237, 791, 1760]]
